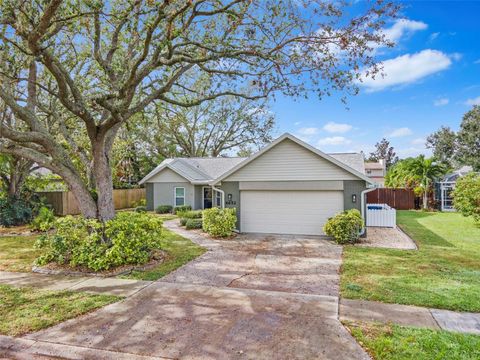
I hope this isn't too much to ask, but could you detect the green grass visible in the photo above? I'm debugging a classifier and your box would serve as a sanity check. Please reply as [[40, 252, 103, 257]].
[[342, 211, 480, 312], [346, 321, 480, 360], [0, 284, 119, 336], [0, 235, 41, 272], [123, 228, 206, 281]]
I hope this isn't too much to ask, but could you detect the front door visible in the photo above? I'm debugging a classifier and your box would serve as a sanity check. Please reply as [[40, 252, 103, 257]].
[[203, 187, 212, 209]]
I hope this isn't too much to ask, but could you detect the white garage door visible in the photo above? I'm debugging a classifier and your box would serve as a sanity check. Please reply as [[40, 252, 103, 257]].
[[240, 190, 344, 235]]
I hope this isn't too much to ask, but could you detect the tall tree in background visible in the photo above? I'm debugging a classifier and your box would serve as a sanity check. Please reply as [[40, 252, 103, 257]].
[[426, 126, 457, 167], [0, 0, 399, 221], [456, 106, 480, 171], [368, 138, 399, 169]]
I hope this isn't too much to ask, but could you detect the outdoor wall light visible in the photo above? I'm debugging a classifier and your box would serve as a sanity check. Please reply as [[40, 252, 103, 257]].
[[228, 194, 233, 201], [352, 194, 357, 203]]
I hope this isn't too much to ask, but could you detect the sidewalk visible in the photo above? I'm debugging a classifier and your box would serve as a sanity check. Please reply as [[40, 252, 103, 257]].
[[0, 271, 151, 297], [340, 298, 480, 335]]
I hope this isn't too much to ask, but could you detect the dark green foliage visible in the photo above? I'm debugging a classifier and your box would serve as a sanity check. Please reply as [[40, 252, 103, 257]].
[[0, 196, 35, 227], [134, 206, 147, 213], [180, 218, 188, 226], [453, 173, 480, 224], [185, 218, 203, 230], [35, 212, 163, 271], [155, 205, 173, 214]]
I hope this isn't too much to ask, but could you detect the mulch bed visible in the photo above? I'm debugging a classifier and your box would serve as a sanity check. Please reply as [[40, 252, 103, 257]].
[[32, 250, 167, 278], [0, 225, 36, 237]]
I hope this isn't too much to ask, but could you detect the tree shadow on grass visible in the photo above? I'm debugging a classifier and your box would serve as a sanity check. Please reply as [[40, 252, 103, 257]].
[[398, 212, 454, 248]]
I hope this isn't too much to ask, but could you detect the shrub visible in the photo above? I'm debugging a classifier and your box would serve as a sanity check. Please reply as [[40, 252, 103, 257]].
[[133, 198, 146, 207], [202, 207, 236, 237], [30, 206, 56, 231], [35, 212, 163, 271], [180, 218, 188, 226], [185, 218, 203, 230], [173, 205, 191, 214], [155, 205, 173, 214], [134, 206, 147, 213], [181, 210, 203, 219], [323, 209, 363, 245], [0, 196, 34, 227], [453, 173, 480, 224]]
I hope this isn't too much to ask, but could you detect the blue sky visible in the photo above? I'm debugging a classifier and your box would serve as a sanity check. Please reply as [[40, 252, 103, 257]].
[[269, 1, 480, 158]]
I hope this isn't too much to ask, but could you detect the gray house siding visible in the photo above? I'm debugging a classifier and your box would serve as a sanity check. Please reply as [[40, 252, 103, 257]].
[[221, 181, 240, 230], [152, 182, 194, 209], [343, 180, 368, 211]]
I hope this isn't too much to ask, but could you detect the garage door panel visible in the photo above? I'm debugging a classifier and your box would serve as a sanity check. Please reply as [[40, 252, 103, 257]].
[[240, 190, 344, 235]]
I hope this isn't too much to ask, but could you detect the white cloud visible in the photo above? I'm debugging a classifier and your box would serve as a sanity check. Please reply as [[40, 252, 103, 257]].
[[297, 127, 319, 136], [465, 96, 480, 106], [381, 19, 428, 44], [434, 98, 449, 106], [389, 127, 413, 138], [411, 137, 426, 145], [357, 49, 452, 91], [322, 122, 352, 134], [317, 136, 351, 146], [474, 59, 480, 64], [429, 32, 440, 41]]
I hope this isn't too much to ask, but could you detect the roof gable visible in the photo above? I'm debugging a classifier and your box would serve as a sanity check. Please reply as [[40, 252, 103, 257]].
[[215, 133, 374, 184]]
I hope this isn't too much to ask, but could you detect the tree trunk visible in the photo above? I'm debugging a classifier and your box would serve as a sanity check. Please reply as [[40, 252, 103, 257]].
[[92, 140, 115, 221], [423, 191, 428, 210]]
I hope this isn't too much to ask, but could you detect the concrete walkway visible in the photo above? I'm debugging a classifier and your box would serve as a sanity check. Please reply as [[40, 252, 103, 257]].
[[0, 271, 151, 297], [340, 299, 480, 335]]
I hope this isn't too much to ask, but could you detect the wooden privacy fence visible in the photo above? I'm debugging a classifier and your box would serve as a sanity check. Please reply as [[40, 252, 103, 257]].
[[366, 188, 415, 210], [38, 188, 145, 216]]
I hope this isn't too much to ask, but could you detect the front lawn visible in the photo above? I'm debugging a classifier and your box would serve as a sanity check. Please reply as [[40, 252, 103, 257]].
[[0, 284, 119, 336], [346, 321, 480, 360], [342, 211, 480, 312], [123, 228, 205, 281], [0, 235, 41, 272]]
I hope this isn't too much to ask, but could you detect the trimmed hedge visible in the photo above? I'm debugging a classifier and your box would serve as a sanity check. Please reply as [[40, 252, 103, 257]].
[[323, 209, 363, 244], [180, 218, 188, 226], [185, 218, 203, 230], [202, 207, 236, 237], [173, 205, 192, 214], [155, 205, 173, 214], [182, 210, 203, 219]]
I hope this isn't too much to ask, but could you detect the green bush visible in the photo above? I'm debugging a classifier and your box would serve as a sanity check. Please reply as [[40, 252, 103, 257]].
[[181, 210, 203, 219], [134, 206, 147, 213], [453, 173, 480, 224], [133, 198, 146, 207], [185, 218, 203, 230], [35, 212, 163, 271], [30, 206, 56, 231], [323, 209, 363, 245], [180, 218, 188, 226], [173, 205, 191, 214], [0, 196, 34, 227], [155, 205, 173, 214], [202, 207, 236, 237]]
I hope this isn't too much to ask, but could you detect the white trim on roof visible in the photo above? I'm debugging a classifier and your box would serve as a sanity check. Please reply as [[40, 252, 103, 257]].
[[139, 160, 207, 185], [211, 133, 375, 185]]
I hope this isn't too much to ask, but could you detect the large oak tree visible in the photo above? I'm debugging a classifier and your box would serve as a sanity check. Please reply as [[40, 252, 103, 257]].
[[0, 0, 398, 220]]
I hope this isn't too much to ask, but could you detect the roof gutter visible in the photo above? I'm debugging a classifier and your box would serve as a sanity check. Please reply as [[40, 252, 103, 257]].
[[211, 184, 225, 208]]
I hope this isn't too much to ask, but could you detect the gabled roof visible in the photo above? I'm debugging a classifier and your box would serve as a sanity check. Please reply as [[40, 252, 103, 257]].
[[364, 162, 384, 170], [329, 153, 365, 174], [139, 157, 245, 185], [212, 133, 375, 185]]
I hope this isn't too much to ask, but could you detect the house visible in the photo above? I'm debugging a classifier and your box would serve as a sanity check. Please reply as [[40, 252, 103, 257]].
[[364, 160, 386, 186], [434, 165, 473, 211], [140, 133, 375, 235]]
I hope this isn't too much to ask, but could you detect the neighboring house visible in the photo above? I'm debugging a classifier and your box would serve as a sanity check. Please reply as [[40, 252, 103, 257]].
[[434, 165, 473, 211], [364, 160, 386, 186], [140, 133, 375, 235]]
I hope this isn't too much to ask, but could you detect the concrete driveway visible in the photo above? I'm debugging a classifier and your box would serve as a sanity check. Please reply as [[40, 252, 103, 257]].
[[23, 221, 369, 360]]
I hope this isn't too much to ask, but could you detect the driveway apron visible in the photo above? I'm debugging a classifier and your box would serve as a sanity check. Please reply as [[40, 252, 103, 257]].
[[23, 221, 370, 360]]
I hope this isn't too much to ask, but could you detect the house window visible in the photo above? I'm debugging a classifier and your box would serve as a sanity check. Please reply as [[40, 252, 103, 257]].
[[174, 187, 185, 206], [215, 191, 222, 207]]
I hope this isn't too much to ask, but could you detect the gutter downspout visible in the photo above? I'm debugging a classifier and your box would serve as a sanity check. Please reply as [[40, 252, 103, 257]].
[[360, 185, 377, 237]]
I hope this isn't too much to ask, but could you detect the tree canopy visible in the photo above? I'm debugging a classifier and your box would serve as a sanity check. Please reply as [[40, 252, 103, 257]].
[[368, 138, 398, 169], [0, 0, 399, 220]]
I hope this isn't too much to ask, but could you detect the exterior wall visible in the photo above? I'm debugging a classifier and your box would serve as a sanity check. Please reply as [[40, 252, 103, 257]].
[[239, 180, 343, 191], [221, 181, 240, 230], [194, 185, 203, 210], [343, 180, 368, 211], [224, 139, 358, 182], [148, 168, 188, 183], [152, 182, 194, 209]]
